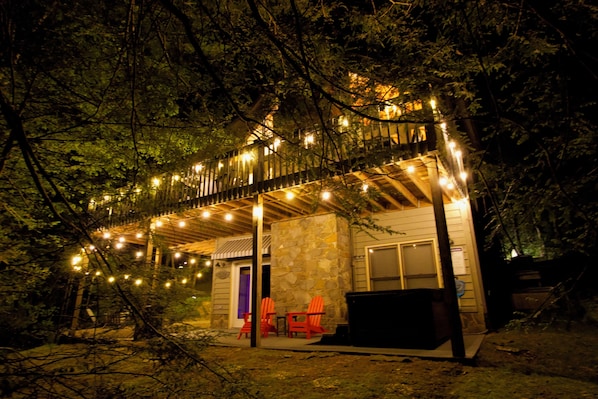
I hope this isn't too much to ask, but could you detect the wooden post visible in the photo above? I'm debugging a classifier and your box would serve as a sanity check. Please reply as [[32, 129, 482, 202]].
[[250, 194, 264, 347], [428, 156, 465, 358], [69, 275, 86, 336]]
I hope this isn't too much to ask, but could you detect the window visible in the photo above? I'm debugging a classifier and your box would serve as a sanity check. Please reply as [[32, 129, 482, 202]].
[[367, 240, 439, 291]]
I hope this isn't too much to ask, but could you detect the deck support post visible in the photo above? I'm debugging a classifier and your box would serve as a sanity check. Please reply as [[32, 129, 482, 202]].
[[428, 155, 466, 358], [250, 193, 264, 347]]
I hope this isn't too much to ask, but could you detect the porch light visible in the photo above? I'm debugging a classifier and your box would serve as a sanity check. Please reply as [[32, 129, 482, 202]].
[[407, 165, 415, 174], [224, 213, 233, 221], [178, 220, 186, 228], [174, 252, 181, 259], [253, 204, 263, 218], [205, 260, 211, 266], [155, 220, 163, 227], [134, 278, 142, 286], [202, 210, 210, 218], [108, 276, 115, 283], [322, 191, 331, 200], [118, 236, 125, 242], [197, 272, 203, 278], [190, 258, 196, 264], [103, 231, 111, 239], [181, 278, 188, 284], [136, 232, 143, 239], [152, 177, 160, 187], [135, 251, 143, 258], [194, 163, 204, 173], [285, 191, 295, 200]]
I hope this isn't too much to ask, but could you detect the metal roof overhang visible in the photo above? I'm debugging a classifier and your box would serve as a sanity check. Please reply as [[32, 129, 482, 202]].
[[211, 235, 271, 260]]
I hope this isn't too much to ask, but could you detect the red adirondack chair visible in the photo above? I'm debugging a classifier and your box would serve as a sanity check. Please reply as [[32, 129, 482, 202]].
[[286, 295, 327, 339], [237, 297, 277, 339]]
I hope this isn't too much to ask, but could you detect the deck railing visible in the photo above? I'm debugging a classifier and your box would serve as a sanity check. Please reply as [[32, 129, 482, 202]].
[[90, 119, 435, 226]]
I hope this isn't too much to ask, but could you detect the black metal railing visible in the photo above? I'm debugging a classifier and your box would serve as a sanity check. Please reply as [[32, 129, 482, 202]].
[[90, 119, 435, 227]]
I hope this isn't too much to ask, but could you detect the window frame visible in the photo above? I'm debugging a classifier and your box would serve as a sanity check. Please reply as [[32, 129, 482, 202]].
[[365, 239, 442, 291]]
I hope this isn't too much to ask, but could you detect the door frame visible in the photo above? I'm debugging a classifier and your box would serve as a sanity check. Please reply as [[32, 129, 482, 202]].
[[228, 260, 271, 328]]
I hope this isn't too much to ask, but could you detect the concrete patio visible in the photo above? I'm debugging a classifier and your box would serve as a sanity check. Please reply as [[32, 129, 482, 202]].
[[212, 329, 485, 360], [73, 324, 485, 360]]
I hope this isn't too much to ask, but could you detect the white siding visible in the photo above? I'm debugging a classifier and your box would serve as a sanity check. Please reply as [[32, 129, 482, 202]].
[[351, 203, 481, 313]]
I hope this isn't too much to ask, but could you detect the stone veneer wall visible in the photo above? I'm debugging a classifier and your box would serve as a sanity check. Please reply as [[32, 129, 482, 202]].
[[270, 213, 352, 332]]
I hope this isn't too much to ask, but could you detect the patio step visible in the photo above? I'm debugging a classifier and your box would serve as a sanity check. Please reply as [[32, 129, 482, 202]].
[[318, 324, 350, 345]]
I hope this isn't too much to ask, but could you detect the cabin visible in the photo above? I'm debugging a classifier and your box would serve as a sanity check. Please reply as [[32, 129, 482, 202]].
[[90, 81, 488, 344]]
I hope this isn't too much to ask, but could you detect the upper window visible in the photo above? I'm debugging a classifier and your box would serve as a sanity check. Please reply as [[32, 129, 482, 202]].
[[367, 240, 440, 291]]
